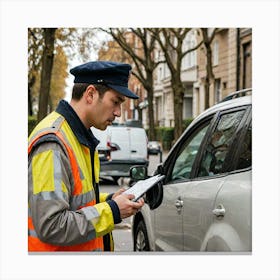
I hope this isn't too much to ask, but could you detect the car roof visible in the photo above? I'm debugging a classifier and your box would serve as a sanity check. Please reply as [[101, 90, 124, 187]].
[[167, 94, 252, 156], [193, 95, 252, 125]]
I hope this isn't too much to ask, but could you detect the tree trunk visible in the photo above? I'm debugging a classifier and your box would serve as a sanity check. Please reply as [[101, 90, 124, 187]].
[[146, 74, 156, 140], [37, 28, 56, 122], [201, 28, 215, 110], [172, 77, 184, 141], [204, 46, 213, 109], [204, 81, 210, 109], [28, 75, 35, 116]]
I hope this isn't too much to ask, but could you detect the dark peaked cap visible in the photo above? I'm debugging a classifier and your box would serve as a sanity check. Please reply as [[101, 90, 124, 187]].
[[70, 61, 139, 99]]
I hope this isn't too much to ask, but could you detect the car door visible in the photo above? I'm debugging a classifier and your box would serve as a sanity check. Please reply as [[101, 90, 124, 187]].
[[154, 106, 250, 251], [182, 108, 250, 251], [154, 120, 211, 251], [204, 119, 252, 251]]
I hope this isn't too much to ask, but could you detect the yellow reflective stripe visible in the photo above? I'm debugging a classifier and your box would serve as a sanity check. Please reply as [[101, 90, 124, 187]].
[[28, 112, 63, 141], [32, 150, 54, 194], [80, 203, 114, 237], [60, 121, 93, 194], [61, 181, 67, 193], [94, 150, 100, 183], [100, 193, 109, 203], [92, 203, 114, 237]]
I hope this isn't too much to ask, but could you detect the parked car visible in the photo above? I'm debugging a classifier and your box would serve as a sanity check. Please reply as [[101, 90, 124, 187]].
[[91, 125, 149, 183], [148, 141, 162, 155], [130, 88, 252, 252]]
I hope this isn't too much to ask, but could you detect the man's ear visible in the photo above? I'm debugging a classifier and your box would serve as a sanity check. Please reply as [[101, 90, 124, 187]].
[[84, 85, 98, 104]]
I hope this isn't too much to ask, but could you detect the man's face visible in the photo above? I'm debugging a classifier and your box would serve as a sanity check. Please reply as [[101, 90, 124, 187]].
[[91, 89, 126, 130]]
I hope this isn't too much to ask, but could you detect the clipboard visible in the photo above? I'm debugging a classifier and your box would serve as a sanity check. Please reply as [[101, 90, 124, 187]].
[[123, 174, 165, 202]]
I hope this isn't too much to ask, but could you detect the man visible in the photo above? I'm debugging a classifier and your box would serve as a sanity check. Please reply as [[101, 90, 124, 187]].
[[28, 61, 144, 252]]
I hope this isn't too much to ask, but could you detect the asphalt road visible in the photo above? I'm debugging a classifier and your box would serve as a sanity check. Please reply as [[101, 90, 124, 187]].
[[99, 152, 168, 252]]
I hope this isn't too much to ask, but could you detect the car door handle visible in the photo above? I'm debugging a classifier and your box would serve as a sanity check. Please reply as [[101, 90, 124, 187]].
[[212, 204, 226, 217], [175, 197, 183, 209]]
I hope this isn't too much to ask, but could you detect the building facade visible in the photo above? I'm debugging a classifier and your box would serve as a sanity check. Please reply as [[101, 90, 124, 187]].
[[99, 28, 252, 131], [151, 28, 252, 127], [193, 28, 252, 117]]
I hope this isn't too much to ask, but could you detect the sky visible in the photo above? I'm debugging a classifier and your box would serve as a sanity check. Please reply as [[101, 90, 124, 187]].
[[64, 29, 111, 102]]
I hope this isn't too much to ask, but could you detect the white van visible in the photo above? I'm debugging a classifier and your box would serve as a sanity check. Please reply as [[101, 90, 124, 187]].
[[91, 125, 149, 182]]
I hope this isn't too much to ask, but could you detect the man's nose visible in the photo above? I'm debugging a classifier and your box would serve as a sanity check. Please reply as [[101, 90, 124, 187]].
[[114, 106, 121, 117]]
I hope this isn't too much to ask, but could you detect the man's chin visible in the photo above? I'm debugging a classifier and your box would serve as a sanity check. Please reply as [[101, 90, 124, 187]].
[[92, 124, 106, 131], [98, 126, 107, 131], [93, 121, 112, 130]]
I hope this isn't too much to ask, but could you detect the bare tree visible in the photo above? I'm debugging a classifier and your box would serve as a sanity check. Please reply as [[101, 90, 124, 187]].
[[37, 28, 57, 122], [150, 28, 203, 140], [200, 28, 217, 109], [28, 28, 44, 116], [29, 28, 99, 120], [100, 28, 163, 140]]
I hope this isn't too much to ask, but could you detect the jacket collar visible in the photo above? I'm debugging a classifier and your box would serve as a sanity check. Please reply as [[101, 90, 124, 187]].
[[55, 100, 99, 149]]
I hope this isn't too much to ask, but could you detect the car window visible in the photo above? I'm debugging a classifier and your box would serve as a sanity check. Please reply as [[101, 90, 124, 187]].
[[236, 121, 252, 169], [197, 110, 245, 177], [170, 122, 210, 181]]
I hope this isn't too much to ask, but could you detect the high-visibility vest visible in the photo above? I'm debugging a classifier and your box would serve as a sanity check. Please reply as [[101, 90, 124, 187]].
[[28, 111, 108, 251]]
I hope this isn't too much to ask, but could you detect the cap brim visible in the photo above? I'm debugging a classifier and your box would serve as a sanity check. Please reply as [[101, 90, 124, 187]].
[[108, 84, 139, 99]]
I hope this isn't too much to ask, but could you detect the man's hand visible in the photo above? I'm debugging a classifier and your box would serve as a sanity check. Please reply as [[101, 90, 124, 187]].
[[112, 188, 126, 199], [113, 192, 145, 219]]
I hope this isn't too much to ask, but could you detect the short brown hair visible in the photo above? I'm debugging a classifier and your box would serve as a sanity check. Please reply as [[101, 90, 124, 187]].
[[71, 83, 110, 100]]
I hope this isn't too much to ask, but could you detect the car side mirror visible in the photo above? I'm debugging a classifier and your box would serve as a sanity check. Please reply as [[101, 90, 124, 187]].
[[130, 165, 148, 181], [144, 163, 165, 210], [155, 163, 164, 175]]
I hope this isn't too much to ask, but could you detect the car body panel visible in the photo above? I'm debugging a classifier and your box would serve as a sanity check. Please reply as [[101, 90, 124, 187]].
[[201, 169, 252, 251], [131, 92, 252, 252], [132, 203, 156, 250], [154, 183, 184, 251], [181, 177, 226, 251]]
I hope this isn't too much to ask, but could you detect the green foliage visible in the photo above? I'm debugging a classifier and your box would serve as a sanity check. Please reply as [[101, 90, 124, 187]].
[[148, 118, 193, 151], [153, 127, 174, 150], [183, 118, 194, 130], [28, 116, 37, 136]]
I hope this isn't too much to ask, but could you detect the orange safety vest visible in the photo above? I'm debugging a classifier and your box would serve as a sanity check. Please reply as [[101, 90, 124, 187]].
[[28, 113, 104, 251]]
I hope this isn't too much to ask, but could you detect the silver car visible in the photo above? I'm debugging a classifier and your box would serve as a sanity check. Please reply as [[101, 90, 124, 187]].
[[148, 141, 162, 155], [130, 89, 252, 252]]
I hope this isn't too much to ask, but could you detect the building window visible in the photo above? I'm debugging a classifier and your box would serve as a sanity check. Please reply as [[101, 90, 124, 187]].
[[163, 63, 170, 79], [182, 31, 197, 70], [214, 79, 221, 103], [213, 40, 219, 66], [183, 85, 193, 118]]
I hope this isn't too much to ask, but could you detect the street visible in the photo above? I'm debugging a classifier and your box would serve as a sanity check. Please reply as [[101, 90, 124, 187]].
[[99, 152, 168, 252]]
